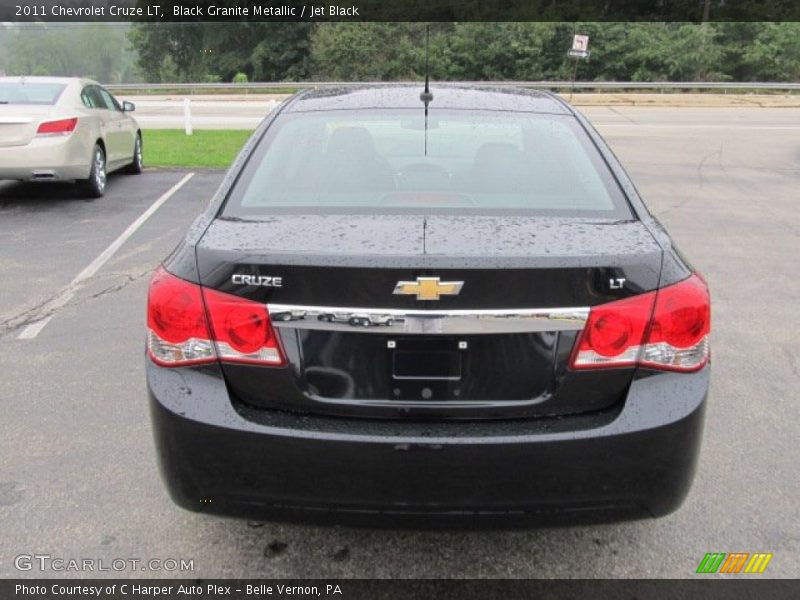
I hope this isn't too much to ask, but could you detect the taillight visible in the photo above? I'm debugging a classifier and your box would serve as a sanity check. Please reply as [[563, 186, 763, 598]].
[[570, 291, 655, 369], [202, 287, 285, 366], [146, 267, 285, 367], [147, 268, 216, 366], [36, 117, 78, 136], [570, 274, 710, 373], [640, 274, 710, 372]]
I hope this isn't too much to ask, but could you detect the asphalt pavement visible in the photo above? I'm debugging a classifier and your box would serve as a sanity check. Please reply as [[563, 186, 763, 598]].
[[0, 106, 798, 578]]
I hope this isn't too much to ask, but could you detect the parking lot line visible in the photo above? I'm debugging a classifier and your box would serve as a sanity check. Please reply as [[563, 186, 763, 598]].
[[17, 172, 195, 340]]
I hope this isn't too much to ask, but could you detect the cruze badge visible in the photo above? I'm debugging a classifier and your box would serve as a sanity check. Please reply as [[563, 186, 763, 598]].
[[393, 277, 464, 301], [231, 274, 282, 287]]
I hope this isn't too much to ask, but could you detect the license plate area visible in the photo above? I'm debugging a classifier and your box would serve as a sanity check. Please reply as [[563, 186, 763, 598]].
[[391, 338, 463, 381], [296, 330, 556, 404]]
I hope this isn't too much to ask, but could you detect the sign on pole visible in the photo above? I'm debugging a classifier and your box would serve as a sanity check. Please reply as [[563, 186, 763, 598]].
[[568, 34, 590, 59]]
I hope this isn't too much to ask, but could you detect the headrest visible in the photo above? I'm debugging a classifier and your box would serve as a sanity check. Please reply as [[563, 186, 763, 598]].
[[327, 127, 378, 157]]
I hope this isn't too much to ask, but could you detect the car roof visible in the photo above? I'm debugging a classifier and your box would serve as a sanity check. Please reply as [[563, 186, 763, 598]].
[[0, 76, 97, 86], [284, 84, 572, 115]]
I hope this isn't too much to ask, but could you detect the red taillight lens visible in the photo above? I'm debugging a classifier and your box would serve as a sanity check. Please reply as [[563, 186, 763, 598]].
[[570, 273, 710, 372], [36, 117, 78, 136], [147, 267, 215, 366], [203, 288, 285, 366], [587, 311, 634, 357], [640, 274, 710, 372], [146, 268, 285, 367], [570, 291, 655, 369]]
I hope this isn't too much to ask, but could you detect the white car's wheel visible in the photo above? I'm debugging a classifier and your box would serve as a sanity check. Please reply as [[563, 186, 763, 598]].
[[126, 133, 143, 175], [77, 144, 106, 198]]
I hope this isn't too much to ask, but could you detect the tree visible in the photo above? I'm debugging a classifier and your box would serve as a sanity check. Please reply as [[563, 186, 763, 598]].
[[249, 24, 313, 81], [128, 23, 211, 82], [742, 23, 800, 81], [129, 23, 312, 82], [308, 22, 749, 83], [0, 25, 9, 75], [3, 24, 137, 82], [310, 23, 427, 81], [8, 21, 800, 85], [436, 23, 553, 80]]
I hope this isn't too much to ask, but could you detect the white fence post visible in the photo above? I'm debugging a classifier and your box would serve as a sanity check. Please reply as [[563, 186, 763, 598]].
[[183, 98, 193, 136]]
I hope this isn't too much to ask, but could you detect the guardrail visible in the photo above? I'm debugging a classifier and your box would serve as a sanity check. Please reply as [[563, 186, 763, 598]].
[[106, 81, 800, 93]]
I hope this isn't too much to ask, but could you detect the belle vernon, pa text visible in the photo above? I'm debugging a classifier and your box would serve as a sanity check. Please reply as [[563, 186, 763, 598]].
[[16, 583, 344, 597]]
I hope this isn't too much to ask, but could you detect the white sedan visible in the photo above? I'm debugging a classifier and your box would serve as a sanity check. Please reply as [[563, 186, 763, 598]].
[[0, 76, 142, 197]]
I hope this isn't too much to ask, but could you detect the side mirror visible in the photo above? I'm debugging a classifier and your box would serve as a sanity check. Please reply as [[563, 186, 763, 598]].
[[122, 101, 136, 112]]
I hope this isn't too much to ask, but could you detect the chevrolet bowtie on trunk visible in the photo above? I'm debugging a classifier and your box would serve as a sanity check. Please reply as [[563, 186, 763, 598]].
[[146, 86, 710, 527]]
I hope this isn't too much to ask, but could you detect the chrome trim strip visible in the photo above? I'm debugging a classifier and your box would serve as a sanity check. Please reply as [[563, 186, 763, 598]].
[[268, 304, 589, 334]]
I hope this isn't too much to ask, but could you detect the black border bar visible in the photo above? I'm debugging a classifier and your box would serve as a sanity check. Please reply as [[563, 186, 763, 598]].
[[2, 0, 800, 22], [3, 579, 800, 600]]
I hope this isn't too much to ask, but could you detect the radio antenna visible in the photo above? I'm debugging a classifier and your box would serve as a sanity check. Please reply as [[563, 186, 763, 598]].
[[420, 25, 433, 156]]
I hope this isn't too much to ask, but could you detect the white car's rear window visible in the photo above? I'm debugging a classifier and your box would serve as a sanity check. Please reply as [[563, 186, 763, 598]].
[[225, 109, 632, 219], [0, 83, 66, 105]]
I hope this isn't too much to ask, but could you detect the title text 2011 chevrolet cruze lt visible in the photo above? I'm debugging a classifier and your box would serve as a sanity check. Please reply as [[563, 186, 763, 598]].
[[146, 86, 710, 526]]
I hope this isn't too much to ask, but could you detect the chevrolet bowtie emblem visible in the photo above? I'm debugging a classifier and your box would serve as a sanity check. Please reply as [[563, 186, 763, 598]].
[[393, 277, 464, 301]]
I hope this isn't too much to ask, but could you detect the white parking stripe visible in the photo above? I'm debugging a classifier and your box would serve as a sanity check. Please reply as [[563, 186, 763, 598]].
[[17, 172, 195, 340]]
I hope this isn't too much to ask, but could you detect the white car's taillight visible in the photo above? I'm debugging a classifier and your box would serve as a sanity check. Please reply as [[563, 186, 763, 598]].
[[147, 267, 285, 367], [570, 274, 710, 372], [36, 117, 78, 136]]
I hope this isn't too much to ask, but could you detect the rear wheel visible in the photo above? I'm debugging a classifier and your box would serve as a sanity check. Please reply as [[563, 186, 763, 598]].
[[126, 133, 143, 175], [77, 144, 106, 198]]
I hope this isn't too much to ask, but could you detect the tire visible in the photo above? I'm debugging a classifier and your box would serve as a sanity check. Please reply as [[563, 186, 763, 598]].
[[77, 144, 107, 198], [126, 133, 143, 174]]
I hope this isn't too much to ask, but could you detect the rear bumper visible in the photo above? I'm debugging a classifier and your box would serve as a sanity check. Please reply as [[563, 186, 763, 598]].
[[0, 136, 91, 181], [147, 362, 708, 527]]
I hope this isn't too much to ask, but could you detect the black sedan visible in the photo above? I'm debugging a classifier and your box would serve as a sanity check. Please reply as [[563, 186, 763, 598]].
[[146, 85, 710, 526]]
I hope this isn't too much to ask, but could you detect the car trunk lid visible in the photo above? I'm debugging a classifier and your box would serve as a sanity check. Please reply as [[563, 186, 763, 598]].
[[0, 105, 55, 147], [195, 214, 662, 419]]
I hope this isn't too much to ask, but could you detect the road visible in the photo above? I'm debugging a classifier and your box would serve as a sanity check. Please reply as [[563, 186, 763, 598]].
[[123, 93, 800, 130], [0, 107, 798, 579], [123, 95, 283, 129]]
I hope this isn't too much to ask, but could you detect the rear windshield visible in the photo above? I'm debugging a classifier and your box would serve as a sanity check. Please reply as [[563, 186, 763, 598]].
[[225, 109, 632, 218], [0, 82, 66, 105]]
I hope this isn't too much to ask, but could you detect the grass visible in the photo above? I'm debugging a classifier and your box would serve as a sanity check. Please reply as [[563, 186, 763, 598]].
[[142, 129, 252, 169]]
